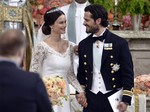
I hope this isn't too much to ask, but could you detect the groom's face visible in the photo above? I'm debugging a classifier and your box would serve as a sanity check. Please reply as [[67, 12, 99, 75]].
[[83, 11, 99, 34]]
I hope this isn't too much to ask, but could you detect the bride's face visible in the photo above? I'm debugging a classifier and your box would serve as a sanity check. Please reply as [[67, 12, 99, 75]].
[[51, 15, 67, 34]]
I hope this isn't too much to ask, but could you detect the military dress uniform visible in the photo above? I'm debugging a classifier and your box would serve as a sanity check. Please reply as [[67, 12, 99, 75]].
[[77, 29, 134, 112]]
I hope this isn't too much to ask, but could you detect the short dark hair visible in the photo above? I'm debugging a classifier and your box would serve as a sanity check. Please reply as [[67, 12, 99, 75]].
[[84, 4, 108, 27], [0, 29, 26, 56], [42, 7, 65, 35]]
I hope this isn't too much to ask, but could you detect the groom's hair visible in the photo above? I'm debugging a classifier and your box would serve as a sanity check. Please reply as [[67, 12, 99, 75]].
[[85, 4, 108, 27]]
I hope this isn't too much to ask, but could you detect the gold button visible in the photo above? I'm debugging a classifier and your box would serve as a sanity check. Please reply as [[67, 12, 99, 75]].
[[112, 78, 115, 81], [84, 55, 87, 58], [110, 55, 113, 58], [84, 62, 87, 65], [85, 70, 87, 73], [111, 70, 114, 74], [110, 63, 113, 66], [113, 85, 116, 88]]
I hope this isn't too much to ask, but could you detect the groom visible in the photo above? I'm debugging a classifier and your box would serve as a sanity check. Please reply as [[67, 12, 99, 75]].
[[77, 4, 134, 112]]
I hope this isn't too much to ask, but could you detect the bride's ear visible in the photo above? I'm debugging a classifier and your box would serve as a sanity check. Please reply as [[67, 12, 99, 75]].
[[49, 25, 53, 31]]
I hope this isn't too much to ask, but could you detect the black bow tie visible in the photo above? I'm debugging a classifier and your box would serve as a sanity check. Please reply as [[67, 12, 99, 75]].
[[92, 36, 104, 43]]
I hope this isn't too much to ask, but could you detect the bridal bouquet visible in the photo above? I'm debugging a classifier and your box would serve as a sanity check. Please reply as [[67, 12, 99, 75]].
[[134, 74, 150, 96], [42, 75, 68, 106]]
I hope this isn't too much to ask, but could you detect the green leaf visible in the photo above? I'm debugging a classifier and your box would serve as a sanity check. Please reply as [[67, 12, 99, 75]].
[[118, 0, 150, 15], [89, 0, 114, 12]]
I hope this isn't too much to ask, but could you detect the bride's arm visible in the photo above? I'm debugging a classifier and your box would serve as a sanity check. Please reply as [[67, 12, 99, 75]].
[[67, 43, 84, 93], [30, 43, 45, 74], [67, 67, 84, 93], [67, 43, 88, 107]]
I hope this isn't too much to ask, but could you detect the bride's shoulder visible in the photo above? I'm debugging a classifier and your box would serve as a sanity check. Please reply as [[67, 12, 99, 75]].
[[66, 40, 76, 46], [34, 41, 47, 50], [62, 39, 69, 47]]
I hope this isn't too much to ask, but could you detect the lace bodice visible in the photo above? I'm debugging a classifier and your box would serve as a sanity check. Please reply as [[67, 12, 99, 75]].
[[30, 41, 83, 93]]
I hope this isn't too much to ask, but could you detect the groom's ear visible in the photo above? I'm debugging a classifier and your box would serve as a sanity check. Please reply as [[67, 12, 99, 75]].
[[96, 18, 101, 25]]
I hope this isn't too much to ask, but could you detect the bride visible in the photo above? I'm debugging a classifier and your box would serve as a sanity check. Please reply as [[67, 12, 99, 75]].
[[30, 7, 87, 112]]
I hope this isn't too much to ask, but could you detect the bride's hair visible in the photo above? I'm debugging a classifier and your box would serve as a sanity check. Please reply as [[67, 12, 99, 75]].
[[42, 7, 65, 35]]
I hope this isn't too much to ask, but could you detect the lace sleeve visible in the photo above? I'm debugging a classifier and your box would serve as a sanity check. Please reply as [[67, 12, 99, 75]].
[[30, 42, 46, 74], [67, 43, 84, 93]]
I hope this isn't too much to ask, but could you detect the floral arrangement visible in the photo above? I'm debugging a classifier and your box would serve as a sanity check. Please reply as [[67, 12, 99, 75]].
[[42, 75, 68, 106], [134, 74, 150, 96], [122, 14, 132, 30], [29, 0, 72, 28]]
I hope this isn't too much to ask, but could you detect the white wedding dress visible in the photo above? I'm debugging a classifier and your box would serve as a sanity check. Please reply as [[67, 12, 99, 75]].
[[30, 41, 83, 112]]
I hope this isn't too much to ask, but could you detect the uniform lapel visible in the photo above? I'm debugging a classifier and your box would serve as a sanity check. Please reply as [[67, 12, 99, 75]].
[[86, 35, 93, 70]]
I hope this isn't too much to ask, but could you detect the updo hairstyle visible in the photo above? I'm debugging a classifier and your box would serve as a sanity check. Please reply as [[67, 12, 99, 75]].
[[42, 7, 65, 35]]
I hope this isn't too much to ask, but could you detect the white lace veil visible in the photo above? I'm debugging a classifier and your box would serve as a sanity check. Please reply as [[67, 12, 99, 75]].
[[36, 23, 49, 45]]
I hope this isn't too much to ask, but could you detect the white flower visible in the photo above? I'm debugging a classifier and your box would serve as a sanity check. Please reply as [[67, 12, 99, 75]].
[[112, 63, 120, 72]]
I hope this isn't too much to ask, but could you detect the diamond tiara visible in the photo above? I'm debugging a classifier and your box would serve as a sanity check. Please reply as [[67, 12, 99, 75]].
[[46, 8, 60, 14]]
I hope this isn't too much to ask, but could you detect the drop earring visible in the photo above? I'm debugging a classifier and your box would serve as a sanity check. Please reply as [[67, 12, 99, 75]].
[[50, 26, 53, 31]]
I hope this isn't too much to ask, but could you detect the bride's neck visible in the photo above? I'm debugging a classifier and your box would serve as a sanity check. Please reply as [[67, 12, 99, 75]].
[[49, 34, 61, 42]]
